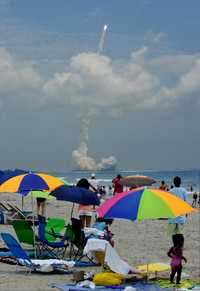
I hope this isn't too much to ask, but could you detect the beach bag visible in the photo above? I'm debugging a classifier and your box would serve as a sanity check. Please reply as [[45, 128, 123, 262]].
[[93, 272, 125, 286]]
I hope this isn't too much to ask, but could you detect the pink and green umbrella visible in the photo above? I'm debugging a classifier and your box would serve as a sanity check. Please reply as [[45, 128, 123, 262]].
[[97, 188, 196, 221]]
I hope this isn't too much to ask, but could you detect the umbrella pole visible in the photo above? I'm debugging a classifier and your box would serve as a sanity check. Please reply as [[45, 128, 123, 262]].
[[21, 196, 24, 211], [144, 220, 149, 281], [71, 203, 75, 218], [31, 191, 36, 258]]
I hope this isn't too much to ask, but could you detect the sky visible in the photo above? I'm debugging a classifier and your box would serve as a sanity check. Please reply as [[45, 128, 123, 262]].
[[0, 0, 200, 172]]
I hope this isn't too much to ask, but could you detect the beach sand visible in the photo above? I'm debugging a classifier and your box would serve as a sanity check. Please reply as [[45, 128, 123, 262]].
[[0, 192, 199, 291]]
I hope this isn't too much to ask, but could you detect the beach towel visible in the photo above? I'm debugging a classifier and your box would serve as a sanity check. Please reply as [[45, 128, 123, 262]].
[[155, 278, 199, 289], [50, 283, 171, 291], [18, 258, 75, 273], [136, 263, 170, 274], [83, 239, 134, 275]]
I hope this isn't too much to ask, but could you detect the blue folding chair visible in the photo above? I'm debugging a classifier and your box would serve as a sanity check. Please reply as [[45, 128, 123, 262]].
[[1, 232, 74, 273], [37, 215, 69, 259], [1, 232, 40, 272]]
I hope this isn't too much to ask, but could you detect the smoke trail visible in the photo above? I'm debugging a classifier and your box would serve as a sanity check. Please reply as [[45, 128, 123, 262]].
[[72, 116, 118, 171], [98, 24, 108, 54], [72, 25, 118, 171], [72, 117, 97, 170]]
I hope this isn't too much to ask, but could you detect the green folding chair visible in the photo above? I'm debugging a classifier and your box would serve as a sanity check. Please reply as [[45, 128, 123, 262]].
[[45, 218, 65, 242], [12, 219, 36, 246]]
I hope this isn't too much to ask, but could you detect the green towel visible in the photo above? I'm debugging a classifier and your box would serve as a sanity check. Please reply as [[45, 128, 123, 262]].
[[154, 278, 198, 289]]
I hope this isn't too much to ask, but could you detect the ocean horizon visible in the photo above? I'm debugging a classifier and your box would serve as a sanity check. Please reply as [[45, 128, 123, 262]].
[[53, 168, 200, 191]]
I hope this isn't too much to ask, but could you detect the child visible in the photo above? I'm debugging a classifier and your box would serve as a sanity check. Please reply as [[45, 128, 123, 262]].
[[167, 234, 187, 284]]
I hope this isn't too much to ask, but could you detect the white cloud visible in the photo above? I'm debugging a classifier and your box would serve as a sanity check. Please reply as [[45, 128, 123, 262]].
[[157, 57, 200, 107], [177, 59, 200, 94], [0, 46, 199, 117], [43, 50, 160, 113], [43, 48, 200, 116], [0, 48, 43, 97]]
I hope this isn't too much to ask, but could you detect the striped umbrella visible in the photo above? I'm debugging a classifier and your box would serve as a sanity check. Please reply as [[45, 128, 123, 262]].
[[0, 172, 64, 195], [97, 188, 196, 221]]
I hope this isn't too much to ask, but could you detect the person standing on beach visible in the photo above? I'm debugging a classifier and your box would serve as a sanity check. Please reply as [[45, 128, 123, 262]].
[[112, 174, 123, 195], [192, 192, 198, 207], [167, 234, 187, 284], [36, 198, 46, 216], [168, 176, 188, 234], [159, 180, 167, 191], [198, 193, 200, 207], [89, 173, 98, 192], [77, 178, 95, 228]]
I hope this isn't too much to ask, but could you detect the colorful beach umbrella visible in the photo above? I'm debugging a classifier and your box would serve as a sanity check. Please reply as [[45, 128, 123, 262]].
[[58, 177, 71, 185], [0, 168, 28, 185], [26, 191, 55, 200], [0, 172, 64, 196], [120, 175, 156, 187], [97, 188, 196, 221]]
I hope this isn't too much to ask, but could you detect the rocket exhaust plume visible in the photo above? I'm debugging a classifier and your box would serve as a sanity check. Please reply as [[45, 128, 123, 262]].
[[98, 24, 108, 54], [72, 118, 97, 170], [72, 24, 117, 171], [72, 116, 117, 171]]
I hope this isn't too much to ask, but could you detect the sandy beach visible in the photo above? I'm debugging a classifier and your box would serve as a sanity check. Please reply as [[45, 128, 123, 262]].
[[0, 192, 199, 291]]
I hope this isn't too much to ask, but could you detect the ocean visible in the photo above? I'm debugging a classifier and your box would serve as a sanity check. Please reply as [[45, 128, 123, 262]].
[[58, 169, 200, 191]]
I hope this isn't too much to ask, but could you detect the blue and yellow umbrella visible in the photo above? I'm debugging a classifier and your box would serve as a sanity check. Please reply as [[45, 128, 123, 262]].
[[0, 172, 64, 196]]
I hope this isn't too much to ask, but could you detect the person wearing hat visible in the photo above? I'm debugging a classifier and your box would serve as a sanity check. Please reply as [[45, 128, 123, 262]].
[[89, 173, 98, 192]]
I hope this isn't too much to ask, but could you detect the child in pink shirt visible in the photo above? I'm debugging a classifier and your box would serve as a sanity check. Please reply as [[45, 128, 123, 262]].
[[167, 238, 187, 284]]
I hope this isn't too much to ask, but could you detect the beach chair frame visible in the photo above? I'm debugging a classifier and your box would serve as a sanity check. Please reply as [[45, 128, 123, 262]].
[[37, 215, 69, 259], [0, 232, 73, 274], [7, 203, 32, 219], [67, 218, 96, 264]]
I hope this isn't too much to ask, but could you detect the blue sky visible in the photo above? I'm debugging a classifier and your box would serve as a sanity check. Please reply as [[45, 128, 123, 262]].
[[0, 0, 200, 172]]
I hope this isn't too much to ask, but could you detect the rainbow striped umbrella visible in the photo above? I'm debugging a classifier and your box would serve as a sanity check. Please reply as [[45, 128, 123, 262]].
[[0, 172, 64, 196], [97, 188, 196, 221]]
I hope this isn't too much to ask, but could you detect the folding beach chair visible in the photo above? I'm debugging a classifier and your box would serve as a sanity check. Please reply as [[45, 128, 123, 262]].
[[0, 202, 10, 212], [65, 218, 84, 259], [12, 220, 37, 247], [0, 202, 27, 223], [37, 215, 69, 259], [7, 203, 32, 220], [1, 232, 74, 273], [66, 218, 95, 263], [45, 218, 65, 242]]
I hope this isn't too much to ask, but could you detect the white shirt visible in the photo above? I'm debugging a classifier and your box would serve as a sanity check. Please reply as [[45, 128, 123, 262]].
[[168, 186, 188, 224]]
